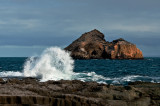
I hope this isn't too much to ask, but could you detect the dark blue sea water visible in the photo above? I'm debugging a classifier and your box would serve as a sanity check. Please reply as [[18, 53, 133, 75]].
[[0, 57, 160, 85]]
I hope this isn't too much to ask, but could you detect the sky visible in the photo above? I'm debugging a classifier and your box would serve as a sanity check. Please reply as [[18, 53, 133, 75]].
[[0, 0, 160, 57]]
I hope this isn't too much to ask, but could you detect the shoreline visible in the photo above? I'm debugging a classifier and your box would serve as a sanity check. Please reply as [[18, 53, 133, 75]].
[[0, 78, 159, 105]]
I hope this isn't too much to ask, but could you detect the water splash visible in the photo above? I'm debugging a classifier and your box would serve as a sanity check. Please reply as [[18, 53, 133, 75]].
[[23, 47, 74, 81], [0, 47, 159, 85], [22, 47, 108, 82], [0, 47, 106, 82]]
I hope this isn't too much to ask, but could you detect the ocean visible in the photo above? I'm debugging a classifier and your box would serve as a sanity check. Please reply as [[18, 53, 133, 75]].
[[0, 47, 159, 85]]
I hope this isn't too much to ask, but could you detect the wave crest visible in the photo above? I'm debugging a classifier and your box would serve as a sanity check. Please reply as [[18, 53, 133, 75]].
[[23, 47, 74, 81]]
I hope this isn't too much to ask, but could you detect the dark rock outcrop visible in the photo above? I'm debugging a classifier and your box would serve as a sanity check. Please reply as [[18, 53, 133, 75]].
[[65, 29, 143, 59], [0, 78, 159, 106]]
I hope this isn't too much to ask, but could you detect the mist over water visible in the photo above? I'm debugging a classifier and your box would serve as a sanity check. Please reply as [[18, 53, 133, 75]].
[[0, 47, 159, 85]]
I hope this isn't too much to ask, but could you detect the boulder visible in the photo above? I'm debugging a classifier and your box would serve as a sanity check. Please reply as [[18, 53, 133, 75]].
[[65, 29, 143, 59]]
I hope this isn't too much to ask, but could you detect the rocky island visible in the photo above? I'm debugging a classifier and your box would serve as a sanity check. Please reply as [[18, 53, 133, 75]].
[[65, 29, 143, 59]]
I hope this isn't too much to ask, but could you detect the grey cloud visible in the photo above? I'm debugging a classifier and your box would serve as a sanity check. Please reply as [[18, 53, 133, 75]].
[[0, 0, 159, 56]]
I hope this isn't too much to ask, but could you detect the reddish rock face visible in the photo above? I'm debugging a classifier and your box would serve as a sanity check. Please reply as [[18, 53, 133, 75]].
[[105, 38, 143, 59], [65, 29, 143, 59]]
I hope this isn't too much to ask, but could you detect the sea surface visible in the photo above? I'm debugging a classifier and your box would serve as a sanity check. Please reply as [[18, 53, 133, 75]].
[[0, 47, 159, 85]]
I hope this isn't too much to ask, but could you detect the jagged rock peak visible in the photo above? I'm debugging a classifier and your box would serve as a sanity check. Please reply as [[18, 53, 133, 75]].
[[112, 38, 130, 44], [113, 38, 125, 42], [90, 29, 103, 34], [79, 29, 105, 42], [84, 29, 103, 35]]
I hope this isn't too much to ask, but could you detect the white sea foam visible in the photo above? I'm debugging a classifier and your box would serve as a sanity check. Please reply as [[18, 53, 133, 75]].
[[0, 71, 23, 77], [74, 72, 110, 82], [111, 75, 142, 84], [23, 47, 74, 82]]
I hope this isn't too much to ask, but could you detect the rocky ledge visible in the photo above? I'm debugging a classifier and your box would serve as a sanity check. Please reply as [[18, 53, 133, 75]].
[[0, 78, 159, 106], [65, 29, 143, 59]]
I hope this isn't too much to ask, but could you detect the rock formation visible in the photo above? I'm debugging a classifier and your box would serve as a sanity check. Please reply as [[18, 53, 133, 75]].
[[0, 78, 159, 106], [65, 29, 143, 59]]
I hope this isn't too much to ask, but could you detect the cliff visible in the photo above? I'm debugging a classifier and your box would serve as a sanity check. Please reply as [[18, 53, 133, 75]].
[[65, 29, 143, 59]]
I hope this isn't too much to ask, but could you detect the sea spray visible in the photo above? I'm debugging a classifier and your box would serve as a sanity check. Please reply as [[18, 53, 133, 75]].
[[23, 47, 74, 81], [22, 47, 107, 82], [0, 47, 156, 84]]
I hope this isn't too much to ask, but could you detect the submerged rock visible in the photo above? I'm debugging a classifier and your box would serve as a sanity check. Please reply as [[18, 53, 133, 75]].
[[65, 29, 143, 59]]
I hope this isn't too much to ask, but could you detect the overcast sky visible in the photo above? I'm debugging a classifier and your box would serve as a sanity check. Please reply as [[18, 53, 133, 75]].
[[0, 0, 160, 57]]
